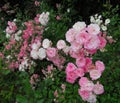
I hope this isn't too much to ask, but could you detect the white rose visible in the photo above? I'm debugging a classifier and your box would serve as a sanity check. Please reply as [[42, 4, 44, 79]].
[[57, 40, 66, 50], [73, 22, 86, 32], [30, 50, 39, 59], [42, 38, 51, 48], [38, 48, 46, 60], [39, 12, 50, 26], [31, 42, 41, 50]]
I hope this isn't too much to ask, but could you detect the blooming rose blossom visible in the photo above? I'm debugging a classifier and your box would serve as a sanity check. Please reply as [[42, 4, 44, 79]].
[[81, 81, 94, 92], [75, 32, 90, 45], [63, 46, 70, 54], [57, 40, 66, 50], [71, 41, 81, 52], [78, 89, 90, 100], [95, 61, 105, 73], [98, 36, 107, 49], [73, 22, 86, 32], [65, 28, 76, 42], [31, 43, 40, 50], [79, 77, 89, 87], [30, 50, 39, 59], [46, 47, 57, 58], [66, 63, 76, 73], [76, 57, 86, 68], [42, 38, 51, 48], [93, 82, 104, 95], [66, 70, 78, 84], [6, 21, 17, 34], [75, 68, 85, 77], [39, 12, 49, 26], [90, 69, 101, 80], [87, 24, 100, 35], [38, 48, 46, 60], [84, 36, 100, 50], [86, 93, 97, 103]]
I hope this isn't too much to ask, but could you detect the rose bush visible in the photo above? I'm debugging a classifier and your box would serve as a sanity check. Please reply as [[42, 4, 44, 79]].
[[0, 1, 119, 103]]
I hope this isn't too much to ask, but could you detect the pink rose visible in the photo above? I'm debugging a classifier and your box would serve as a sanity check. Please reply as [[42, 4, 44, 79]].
[[86, 93, 97, 103], [89, 69, 101, 80], [66, 63, 76, 73], [66, 76, 76, 84], [76, 57, 86, 68], [79, 77, 89, 87], [81, 81, 94, 92], [66, 71, 77, 84], [87, 24, 100, 35], [46, 47, 57, 58], [93, 82, 104, 95], [75, 32, 89, 45], [98, 36, 107, 49], [65, 28, 76, 42], [84, 36, 100, 50], [95, 61, 105, 73], [78, 89, 90, 100], [71, 41, 81, 52], [57, 40, 66, 50], [75, 68, 85, 77]]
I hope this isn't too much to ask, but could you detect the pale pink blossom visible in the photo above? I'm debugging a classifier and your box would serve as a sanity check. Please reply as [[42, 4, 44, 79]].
[[84, 36, 100, 50], [93, 82, 104, 95], [79, 77, 89, 87], [71, 41, 82, 52], [86, 93, 97, 103], [90, 69, 101, 80], [73, 22, 86, 32], [57, 40, 66, 50], [95, 61, 105, 73], [65, 28, 76, 42], [78, 89, 90, 100], [87, 24, 100, 35], [81, 81, 94, 92], [46, 47, 57, 58], [75, 32, 90, 45], [76, 57, 86, 68], [6, 21, 17, 34]]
